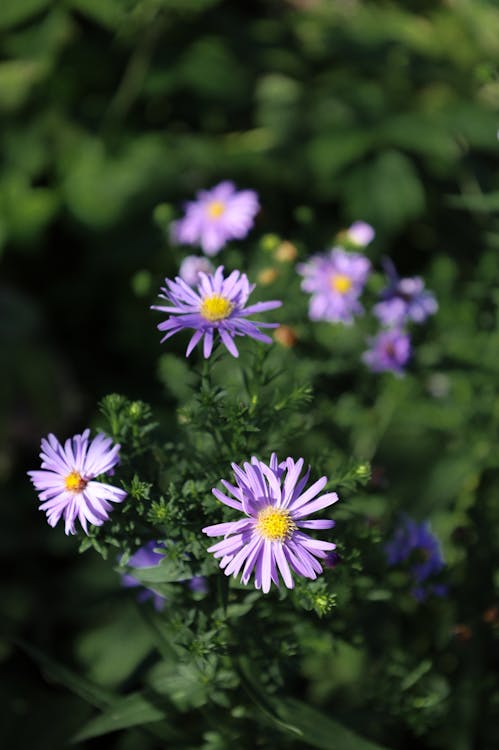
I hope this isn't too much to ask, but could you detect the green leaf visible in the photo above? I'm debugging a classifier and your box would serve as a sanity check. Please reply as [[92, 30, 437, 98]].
[[276, 699, 391, 750], [17, 640, 112, 708], [72, 691, 175, 742], [66, 0, 125, 29], [343, 150, 425, 231], [0, 0, 51, 30]]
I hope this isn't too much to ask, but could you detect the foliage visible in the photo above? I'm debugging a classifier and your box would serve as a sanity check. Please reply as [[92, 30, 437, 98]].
[[3, 1, 499, 750]]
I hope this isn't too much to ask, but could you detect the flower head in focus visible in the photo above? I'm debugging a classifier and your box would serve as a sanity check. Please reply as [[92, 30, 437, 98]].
[[297, 248, 371, 324], [28, 430, 127, 535], [386, 517, 446, 601], [203, 454, 338, 593], [172, 181, 259, 256], [122, 541, 166, 611], [152, 265, 282, 358], [362, 328, 411, 375], [178, 256, 214, 286], [373, 259, 438, 327]]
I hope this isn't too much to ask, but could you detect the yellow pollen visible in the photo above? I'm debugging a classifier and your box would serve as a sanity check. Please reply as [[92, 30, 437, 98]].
[[330, 274, 352, 294], [256, 506, 296, 542], [65, 471, 87, 493], [200, 294, 234, 322], [207, 201, 225, 219]]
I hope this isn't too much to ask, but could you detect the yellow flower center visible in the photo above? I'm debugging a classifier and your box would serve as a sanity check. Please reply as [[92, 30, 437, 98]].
[[65, 471, 87, 493], [256, 506, 296, 542], [207, 201, 225, 219], [200, 294, 234, 322], [330, 274, 352, 294]]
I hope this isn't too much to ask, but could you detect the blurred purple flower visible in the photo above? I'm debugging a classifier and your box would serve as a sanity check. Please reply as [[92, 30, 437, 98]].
[[297, 248, 371, 324], [362, 328, 411, 375], [345, 221, 375, 247], [188, 576, 208, 594], [122, 541, 166, 611], [179, 256, 214, 286], [373, 259, 438, 326], [386, 517, 446, 601], [152, 265, 282, 358], [203, 453, 338, 593], [172, 181, 259, 256], [28, 430, 126, 535]]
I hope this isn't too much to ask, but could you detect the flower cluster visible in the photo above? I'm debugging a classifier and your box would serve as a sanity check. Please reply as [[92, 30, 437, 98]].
[[386, 517, 446, 601], [27, 182, 444, 606], [363, 259, 437, 375]]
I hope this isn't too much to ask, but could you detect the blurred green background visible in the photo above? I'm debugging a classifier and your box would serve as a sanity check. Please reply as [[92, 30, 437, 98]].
[[2, 1, 499, 748]]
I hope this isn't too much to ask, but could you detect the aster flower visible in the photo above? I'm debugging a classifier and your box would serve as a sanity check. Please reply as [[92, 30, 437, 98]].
[[344, 221, 376, 248], [362, 328, 411, 375], [178, 255, 214, 286], [373, 259, 438, 327], [172, 181, 259, 256], [386, 517, 446, 601], [297, 248, 371, 324], [28, 430, 127, 535], [202, 454, 338, 593], [122, 541, 166, 611], [152, 265, 282, 358]]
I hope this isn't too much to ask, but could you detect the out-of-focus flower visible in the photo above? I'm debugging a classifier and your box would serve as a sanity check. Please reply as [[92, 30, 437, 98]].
[[28, 431, 126, 535], [172, 181, 259, 256], [344, 221, 375, 248], [373, 259, 438, 327], [188, 576, 208, 594], [274, 241, 298, 263], [297, 248, 371, 324], [152, 265, 282, 358], [257, 267, 278, 285], [274, 325, 298, 348], [386, 517, 446, 601], [324, 551, 341, 569], [203, 454, 338, 593], [122, 541, 166, 611], [362, 328, 411, 375], [178, 256, 214, 286]]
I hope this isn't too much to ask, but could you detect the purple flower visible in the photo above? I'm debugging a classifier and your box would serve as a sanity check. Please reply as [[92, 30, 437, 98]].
[[122, 541, 166, 611], [152, 265, 282, 358], [386, 517, 446, 601], [188, 576, 208, 594], [28, 430, 127, 535], [362, 328, 411, 375], [172, 181, 259, 256], [345, 221, 375, 248], [297, 248, 371, 324], [178, 256, 214, 286], [373, 260, 438, 327], [203, 454, 338, 593]]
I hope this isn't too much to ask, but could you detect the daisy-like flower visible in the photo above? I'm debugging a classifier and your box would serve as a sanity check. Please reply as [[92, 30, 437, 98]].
[[172, 181, 259, 256], [297, 247, 371, 324], [386, 516, 447, 601], [362, 328, 411, 375], [122, 541, 166, 611], [28, 430, 127, 535], [151, 265, 282, 358], [178, 255, 214, 286], [373, 259, 438, 327], [202, 454, 338, 593]]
